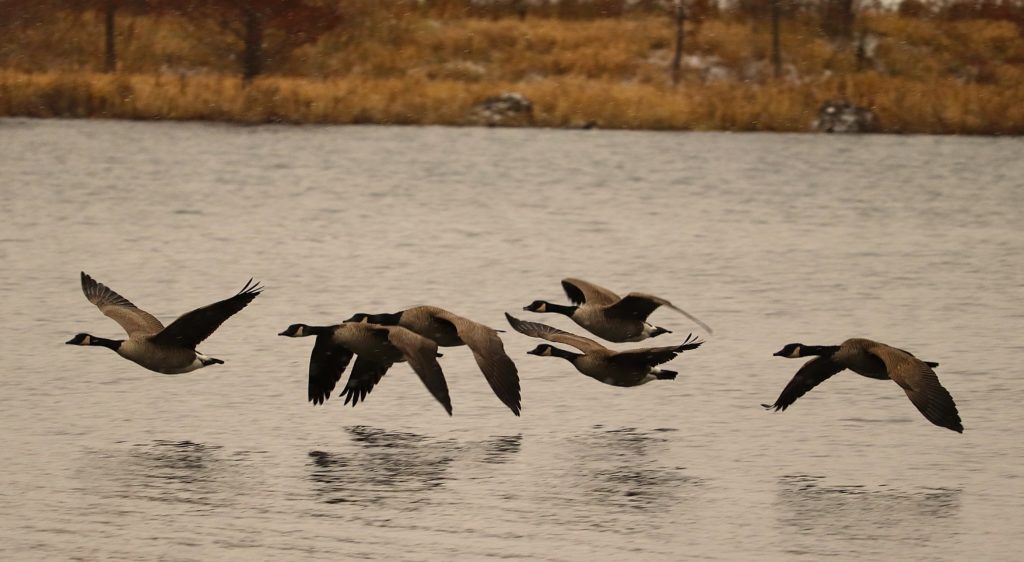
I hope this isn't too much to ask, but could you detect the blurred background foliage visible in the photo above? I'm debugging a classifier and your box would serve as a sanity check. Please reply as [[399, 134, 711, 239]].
[[0, 0, 1021, 132]]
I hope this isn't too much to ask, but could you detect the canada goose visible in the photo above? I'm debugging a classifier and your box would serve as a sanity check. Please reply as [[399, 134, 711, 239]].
[[278, 322, 452, 415], [66, 272, 261, 374], [345, 306, 521, 416], [763, 339, 962, 433], [522, 278, 712, 343], [505, 313, 703, 387]]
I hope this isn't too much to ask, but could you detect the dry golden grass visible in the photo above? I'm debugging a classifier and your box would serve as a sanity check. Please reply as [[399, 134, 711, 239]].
[[3, 69, 1021, 134], [1, 11, 1022, 133]]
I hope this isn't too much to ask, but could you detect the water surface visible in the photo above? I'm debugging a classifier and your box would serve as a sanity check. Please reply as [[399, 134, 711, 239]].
[[1, 119, 1022, 560]]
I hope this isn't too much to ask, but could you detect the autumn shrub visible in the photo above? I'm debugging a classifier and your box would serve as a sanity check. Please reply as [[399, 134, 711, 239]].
[[0, 8, 1022, 133]]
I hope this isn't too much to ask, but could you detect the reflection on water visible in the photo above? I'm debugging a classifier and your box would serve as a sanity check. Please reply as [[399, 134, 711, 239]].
[[480, 434, 523, 465], [533, 426, 703, 537], [307, 426, 522, 506], [571, 426, 702, 514], [79, 440, 256, 509], [775, 474, 962, 556]]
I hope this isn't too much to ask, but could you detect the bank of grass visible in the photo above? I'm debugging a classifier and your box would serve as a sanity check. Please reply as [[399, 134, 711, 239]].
[[1, 11, 1022, 133], [4, 69, 1021, 133]]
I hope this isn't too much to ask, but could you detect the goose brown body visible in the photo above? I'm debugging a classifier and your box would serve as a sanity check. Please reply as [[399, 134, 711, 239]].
[[67, 272, 261, 374], [765, 338, 963, 433], [347, 306, 521, 416], [279, 322, 452, 415], [523, 278, 712, 343], [506, 313, 703, 387]]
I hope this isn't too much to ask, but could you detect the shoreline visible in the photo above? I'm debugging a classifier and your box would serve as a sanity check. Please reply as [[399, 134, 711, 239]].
[[2, 70, 1021, 135], [4, 115, 1021, 139]]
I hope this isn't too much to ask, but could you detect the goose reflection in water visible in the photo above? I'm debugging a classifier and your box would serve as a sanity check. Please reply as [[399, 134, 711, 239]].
[[307, 426, 522, 506], [558, 426, 703, 524], [775, 474, 962, 556], [82, 440, 252, 509]]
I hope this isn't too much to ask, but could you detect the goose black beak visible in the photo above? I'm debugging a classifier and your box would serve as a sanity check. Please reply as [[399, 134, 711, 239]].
[[772, 350, 784, 357], [277, 331, 289, 336], [64, 338, 76, 344]]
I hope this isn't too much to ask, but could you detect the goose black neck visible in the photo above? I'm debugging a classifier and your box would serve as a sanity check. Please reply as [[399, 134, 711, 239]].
[[308, 325, 339, 336], [549, 347, 582, 362], [93, 336, 122, 350], [803, 345, 840, 357], [545, 303, 578, 317], [365, 312, 403, 326]]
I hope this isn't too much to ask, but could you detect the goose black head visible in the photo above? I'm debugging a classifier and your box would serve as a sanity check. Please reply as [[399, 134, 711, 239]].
[[523, 300, 549, 313], [279, 324, 312, 337], [650, 326, 672, 338], [527, 344, 555, 356], [773, 343, 804, 358], [66, 333, 93, 345], [66, 333, 120, 350], [344, 313, 371, 323]]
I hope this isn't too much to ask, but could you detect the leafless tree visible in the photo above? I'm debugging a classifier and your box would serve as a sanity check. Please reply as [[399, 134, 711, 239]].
[[770, 0, 781, 78], [671, 0, 686, 85], [166, 0, 342, 81], [822, 0, 856, 42]]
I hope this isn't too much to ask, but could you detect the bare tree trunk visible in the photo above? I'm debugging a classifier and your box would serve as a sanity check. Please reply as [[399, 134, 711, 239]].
[[770, 0, 781, 79], [242, 8, 264, 82], [671, 1, 685, 85], [855, 29, 866, 71], [514, 0, 527, 20], [103, 0, 116, 73], [823, 0, 855, 41]]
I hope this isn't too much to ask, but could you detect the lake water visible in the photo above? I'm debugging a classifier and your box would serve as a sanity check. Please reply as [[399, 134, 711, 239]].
[[1, 118, 1022, 561]]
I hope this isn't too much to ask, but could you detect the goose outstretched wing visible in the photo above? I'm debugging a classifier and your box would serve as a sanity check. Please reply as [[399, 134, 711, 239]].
[[561, 278, 620, 306], [386, 327, 453, 416], [151, 279, 262, 349], [867, 344, 963, 433], [505, 313, 607, 354], [433, 308, 521, 416], [80, 272, 164, 337], [763, 355, 845, 412], [308, 336, 354, 405], [607, 293, 714, 335]]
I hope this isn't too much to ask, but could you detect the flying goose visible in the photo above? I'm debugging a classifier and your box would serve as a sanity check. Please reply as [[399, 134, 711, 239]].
[[66, 272, 261, 374], [505, 313, 703, 387], [345, 306, 521, 416], [763, 339, 963, 433], [522, 278, 712, 343], [278, 322, 453, 415]]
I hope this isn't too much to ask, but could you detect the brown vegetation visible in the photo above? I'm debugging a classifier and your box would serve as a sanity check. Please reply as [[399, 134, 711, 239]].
[[1, 3, 1022, 134]]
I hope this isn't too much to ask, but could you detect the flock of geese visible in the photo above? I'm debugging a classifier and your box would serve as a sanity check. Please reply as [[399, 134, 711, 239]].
[[66, 272, 964, 433]]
